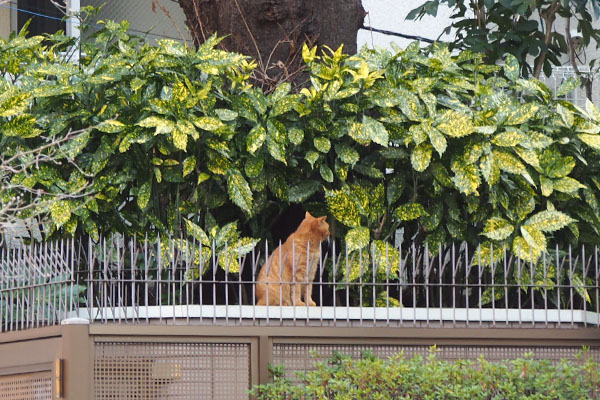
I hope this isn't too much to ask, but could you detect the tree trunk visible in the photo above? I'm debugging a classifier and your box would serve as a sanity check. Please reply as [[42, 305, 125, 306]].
[[177, 0, 365, 91]]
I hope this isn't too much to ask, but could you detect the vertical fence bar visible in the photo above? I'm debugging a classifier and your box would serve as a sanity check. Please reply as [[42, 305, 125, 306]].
[[556, 244, 561, 327], [569, 245, 574, 327]]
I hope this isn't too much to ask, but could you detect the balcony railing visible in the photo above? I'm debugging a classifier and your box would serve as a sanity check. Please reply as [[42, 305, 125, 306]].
[[1, 235, 599, 332]]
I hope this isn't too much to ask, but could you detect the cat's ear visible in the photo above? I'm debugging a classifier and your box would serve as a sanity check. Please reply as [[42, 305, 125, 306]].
[[318, 216, 326, 223], [305, 211, 313, 219]]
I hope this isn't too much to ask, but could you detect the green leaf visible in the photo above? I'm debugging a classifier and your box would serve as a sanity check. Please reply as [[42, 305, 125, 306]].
[[362, 115, 389, 146], [348, 121, 371, 145], [51, 200, 71, 228], [493, 150, 530, 182], [335, 144, 360, 165], [345, 227, 370, 253], [436, 110, 474, 138], [473, 242, 505, 266], [266, 133, 287, 164], [396, 87, 424, 121], [247, 125, 266, 154], [411, 143, 432, 172], [137, 116, 173, 134], [492, 128, 528, 147], [512, 235, 542, 263], [557, 104, 574, 128], [183, 156, 196, 177], [0, 89, 30, 117], [172, 126, 188, 150], [288, 127, 304, 145], [194, 116, 224, 132], [505, 103, 540, 126], [520, 225, 546, 252], [314, 137, 331, 153], [268, 173, 289, 200], [429, 128, 447, 156], [289, 181, 320, 203], [244, 157, 264, 178], [320, 165, 334, 182], [185, 218, 209, 245], [326, 189, 360, 227], [137, 180, 152, 210], [552, 177, 585, 194], [578, 133, 600, 151], [523, 210, 575, 233], [451, 159, 481, 196], [540, 148, 575, 178], [503, 54, 519, 81], [540, 176, 553, 196], [572, 274, 591, 304], [97, 119, 125, 133], [394, 202, 428, 221], [226, 169, 253, 215], [305, 151, 319, 168], [215, 108, 238, 121], [556, 76, 579, 97], [483, 217, 514, 241]]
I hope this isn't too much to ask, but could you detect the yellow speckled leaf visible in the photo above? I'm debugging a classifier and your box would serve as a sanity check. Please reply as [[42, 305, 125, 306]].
[[325, 189, 360, 228], [483, 217, 514, 241], [524, 209, 575, 233], [345, 227, 370, 253], [512, 235, 542, 263], [394, 202, 428, 221], [51, 200, 71, 228], [411, 143, 432, 172], [183, 156, 196, 177], [436, 110, 474, 138], [137, 180, 152, 210], [226, 169, 253, 215], [451, 159, 481, 195], [505, 103, 539, 126], [172, 126, 188, 150]]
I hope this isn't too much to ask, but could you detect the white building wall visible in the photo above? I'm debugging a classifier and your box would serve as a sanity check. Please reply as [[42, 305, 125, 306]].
[[358, 0, 455, 50]]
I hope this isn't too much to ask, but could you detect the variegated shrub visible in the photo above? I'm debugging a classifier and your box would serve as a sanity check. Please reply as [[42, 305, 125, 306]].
[[2, 14, 600, 289]]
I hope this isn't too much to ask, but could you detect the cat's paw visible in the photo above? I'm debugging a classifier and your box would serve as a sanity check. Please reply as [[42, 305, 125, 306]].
[[294, 300, 306, 306], [308, 299, 316, 307]]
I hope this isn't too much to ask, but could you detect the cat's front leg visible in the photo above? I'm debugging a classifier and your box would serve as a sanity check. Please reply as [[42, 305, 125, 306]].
[[305, 283, 316, 306], [293, 284, 306, 306], [281, 284, 292, 306]]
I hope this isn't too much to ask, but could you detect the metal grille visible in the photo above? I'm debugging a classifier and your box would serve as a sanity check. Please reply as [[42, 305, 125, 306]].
[[81, 0, 192, 43], [2, 236, 600, 330], [0, 240, 78, 332], [0, 371, 52, 400], [539, 66, 600, 107], [94, 341, 250, 399], [273, 343, 600, 381]]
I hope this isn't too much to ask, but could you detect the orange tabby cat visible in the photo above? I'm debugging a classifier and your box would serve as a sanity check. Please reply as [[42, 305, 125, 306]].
[[256, 212, 329, 306]]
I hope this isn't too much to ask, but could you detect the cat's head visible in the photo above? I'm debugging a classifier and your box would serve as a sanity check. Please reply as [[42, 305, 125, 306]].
[[304, 211, 329, 242]]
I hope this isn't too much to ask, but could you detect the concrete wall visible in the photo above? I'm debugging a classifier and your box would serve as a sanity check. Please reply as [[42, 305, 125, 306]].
[[0, 3, 10, 40]]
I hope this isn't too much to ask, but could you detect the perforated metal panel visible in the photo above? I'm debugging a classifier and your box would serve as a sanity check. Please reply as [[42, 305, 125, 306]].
[[273, 343, 600, 381], [94, 342, 250, 399], [0, 371, 52, 400]]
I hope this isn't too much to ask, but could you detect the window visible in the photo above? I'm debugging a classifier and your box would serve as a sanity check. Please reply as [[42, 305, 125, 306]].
[[17, 0, 66, 36]]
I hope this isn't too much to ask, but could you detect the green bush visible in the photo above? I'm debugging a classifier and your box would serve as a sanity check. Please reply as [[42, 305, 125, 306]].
[[3, 10, 600, 280], [250, 350, 600, 399]]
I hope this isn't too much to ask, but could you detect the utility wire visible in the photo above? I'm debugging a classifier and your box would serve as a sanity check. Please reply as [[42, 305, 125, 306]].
[[0, 2, 64, 22], [361, 25, 448, 44]]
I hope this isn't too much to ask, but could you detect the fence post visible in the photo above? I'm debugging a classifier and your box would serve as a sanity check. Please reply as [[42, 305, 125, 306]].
[[61, 323, 91, 400], [258, 335, 273, 385]]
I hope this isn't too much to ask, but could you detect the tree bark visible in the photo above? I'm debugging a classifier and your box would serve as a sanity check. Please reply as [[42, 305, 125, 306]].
[[177, 0, 365, 90]]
